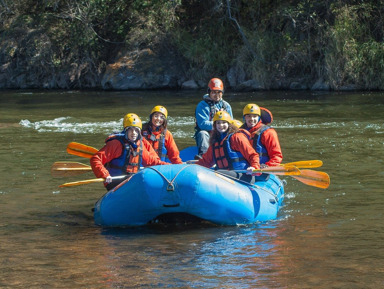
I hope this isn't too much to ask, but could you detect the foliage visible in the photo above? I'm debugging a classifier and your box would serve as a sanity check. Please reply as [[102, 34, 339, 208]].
[[1, 0, 384, 89]]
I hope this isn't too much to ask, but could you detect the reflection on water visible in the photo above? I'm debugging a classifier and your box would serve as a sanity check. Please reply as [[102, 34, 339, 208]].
[[1, 90, 383, 288]]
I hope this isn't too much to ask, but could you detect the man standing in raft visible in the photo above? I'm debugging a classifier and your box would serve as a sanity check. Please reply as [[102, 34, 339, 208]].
[[141, 105, 183, 164], [90, 114, 169, 190], [241, 104, 283, 167], [194, 78, 233, 159], [194, 111, 260, 177]]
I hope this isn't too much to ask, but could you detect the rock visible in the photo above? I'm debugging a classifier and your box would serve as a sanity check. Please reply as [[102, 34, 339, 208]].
[[235, 79, 265, 91], [311, 79, 330, 91], [289, 81, 308, 90], [181, 79, 199, 89], [226, 66, 245, 88], [101, 48, 186, 90]]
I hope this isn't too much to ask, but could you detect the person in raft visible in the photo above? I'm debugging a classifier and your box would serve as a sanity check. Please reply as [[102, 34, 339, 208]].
[[90, 113, 169, 190], [194, 78, 233, 160], [241, 103, 283, 167], [141, 105, 183, 164], [193, 111, 261, 182]]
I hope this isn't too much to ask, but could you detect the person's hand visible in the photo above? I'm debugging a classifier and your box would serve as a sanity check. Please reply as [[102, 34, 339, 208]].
[[260, 164, 269, 169], [104, 175, 113, 184], [246, 166, 256, 175]]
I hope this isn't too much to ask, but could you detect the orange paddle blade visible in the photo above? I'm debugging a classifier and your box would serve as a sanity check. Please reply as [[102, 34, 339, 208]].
[[67, 142, 98, 158], [51, 161, 92, 177], [292, 169, 330, 189]]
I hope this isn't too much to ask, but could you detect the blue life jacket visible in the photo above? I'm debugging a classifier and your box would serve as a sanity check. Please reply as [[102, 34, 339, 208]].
[[213, 131, 250, 170], [252, 125, 271, 164], [105, 133, 143, 176]]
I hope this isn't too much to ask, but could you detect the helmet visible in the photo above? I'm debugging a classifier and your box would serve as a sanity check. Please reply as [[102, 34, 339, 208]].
[[231, 119, 243, 128], [150, 105, 168, 118], [123, 113, 139, 127], [123, 113, 142, 130], [243, 103, 261, 116], [208, 78, 224, 92], [213, 111, 232, 123]]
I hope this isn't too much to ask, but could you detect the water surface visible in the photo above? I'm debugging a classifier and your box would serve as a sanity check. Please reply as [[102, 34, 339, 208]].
[[0, 89, 383, 288]]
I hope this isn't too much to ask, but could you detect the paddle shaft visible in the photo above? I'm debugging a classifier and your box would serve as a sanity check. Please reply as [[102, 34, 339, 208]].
[[59, 175, 127, 188]]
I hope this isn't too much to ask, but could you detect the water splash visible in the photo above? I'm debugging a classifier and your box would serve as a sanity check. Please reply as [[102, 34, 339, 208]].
[[19, 116, 196, 135]]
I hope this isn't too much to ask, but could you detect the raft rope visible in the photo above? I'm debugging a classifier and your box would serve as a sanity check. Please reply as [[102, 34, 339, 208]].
[[147, 165, 193, 191]]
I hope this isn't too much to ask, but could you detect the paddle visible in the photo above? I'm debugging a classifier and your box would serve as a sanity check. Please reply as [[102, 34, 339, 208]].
[[59, 175, 127, 188], [235, 165, 301, 176], [236, 166, 329, 189], [282, 160, 323, 169], [51, 161, 92, 177], [67, 142, 98, 158], [291, 169, 330, 189], [66, 142, 323, 170]]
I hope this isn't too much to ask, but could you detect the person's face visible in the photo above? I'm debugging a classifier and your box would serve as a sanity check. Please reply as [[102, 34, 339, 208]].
[[126, 127, 140, 142], [151, 112, 165, 127], [209, 90, 223, 102], [215, 120, 229, 133], [244, 114, 260, 128]]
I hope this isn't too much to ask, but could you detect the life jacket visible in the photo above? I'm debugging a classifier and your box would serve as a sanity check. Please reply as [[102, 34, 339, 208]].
[[213, 131, 250, 170], [142, 127, 168, 161], [195, 95, 231, 131], [104, 133, 143, 176], [251, 124, 271, 164]]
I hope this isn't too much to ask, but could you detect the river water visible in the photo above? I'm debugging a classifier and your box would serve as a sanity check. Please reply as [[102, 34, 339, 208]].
[[0, 89, 383, 288]]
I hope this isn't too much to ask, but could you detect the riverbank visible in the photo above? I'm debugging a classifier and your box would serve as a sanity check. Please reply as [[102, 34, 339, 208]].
[[1, 1, 384, 91]]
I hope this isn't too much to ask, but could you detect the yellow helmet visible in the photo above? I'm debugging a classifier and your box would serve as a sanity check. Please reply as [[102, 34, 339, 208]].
[[231, 119, 243, 128], [243, 103, 261, 116], [123, 113, 142, 130], [150, 105, 168, 118], [212, 111, 232, 123]]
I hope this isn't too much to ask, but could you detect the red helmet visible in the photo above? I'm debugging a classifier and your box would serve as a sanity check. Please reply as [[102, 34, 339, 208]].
[[208, 78, 224, 92]]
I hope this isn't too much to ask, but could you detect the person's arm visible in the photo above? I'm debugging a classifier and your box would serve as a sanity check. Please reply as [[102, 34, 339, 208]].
[[142, 137, 158, 156], [231, 133, 260, 169], [195, 101, 213, 131], [90, 140, 122, 178], [165, 130, 183, 164], [261, 128, 283, 166], [141, 143, 169, 166], [195, 145, 215, 168]]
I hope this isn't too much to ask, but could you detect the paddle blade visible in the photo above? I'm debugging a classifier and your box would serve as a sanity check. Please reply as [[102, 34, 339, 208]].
[[59, 178, 105, 188], [292, 169, 330, 189], [51, 161, 92, 177], [283, 160, 323, 169], [67, 142, 98, 158]]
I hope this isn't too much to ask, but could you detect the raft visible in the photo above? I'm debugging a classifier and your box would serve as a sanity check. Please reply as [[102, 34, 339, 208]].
[[93, 164, 285, 227]]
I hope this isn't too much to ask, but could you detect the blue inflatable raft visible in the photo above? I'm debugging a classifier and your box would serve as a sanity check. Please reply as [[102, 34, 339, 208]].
[[93, 164, 285, 227]]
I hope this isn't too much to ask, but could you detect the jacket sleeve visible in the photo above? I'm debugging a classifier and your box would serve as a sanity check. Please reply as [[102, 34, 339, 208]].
[[195, 100, 213, 131], [165, 130, 183, 164], [196, 145, 215, 168], [230, 133, 260, 169], [141, 143, 170, 167], [90, 140, 122, 178], [261, 128, 283, 166], [142, 138, 157, 156]]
